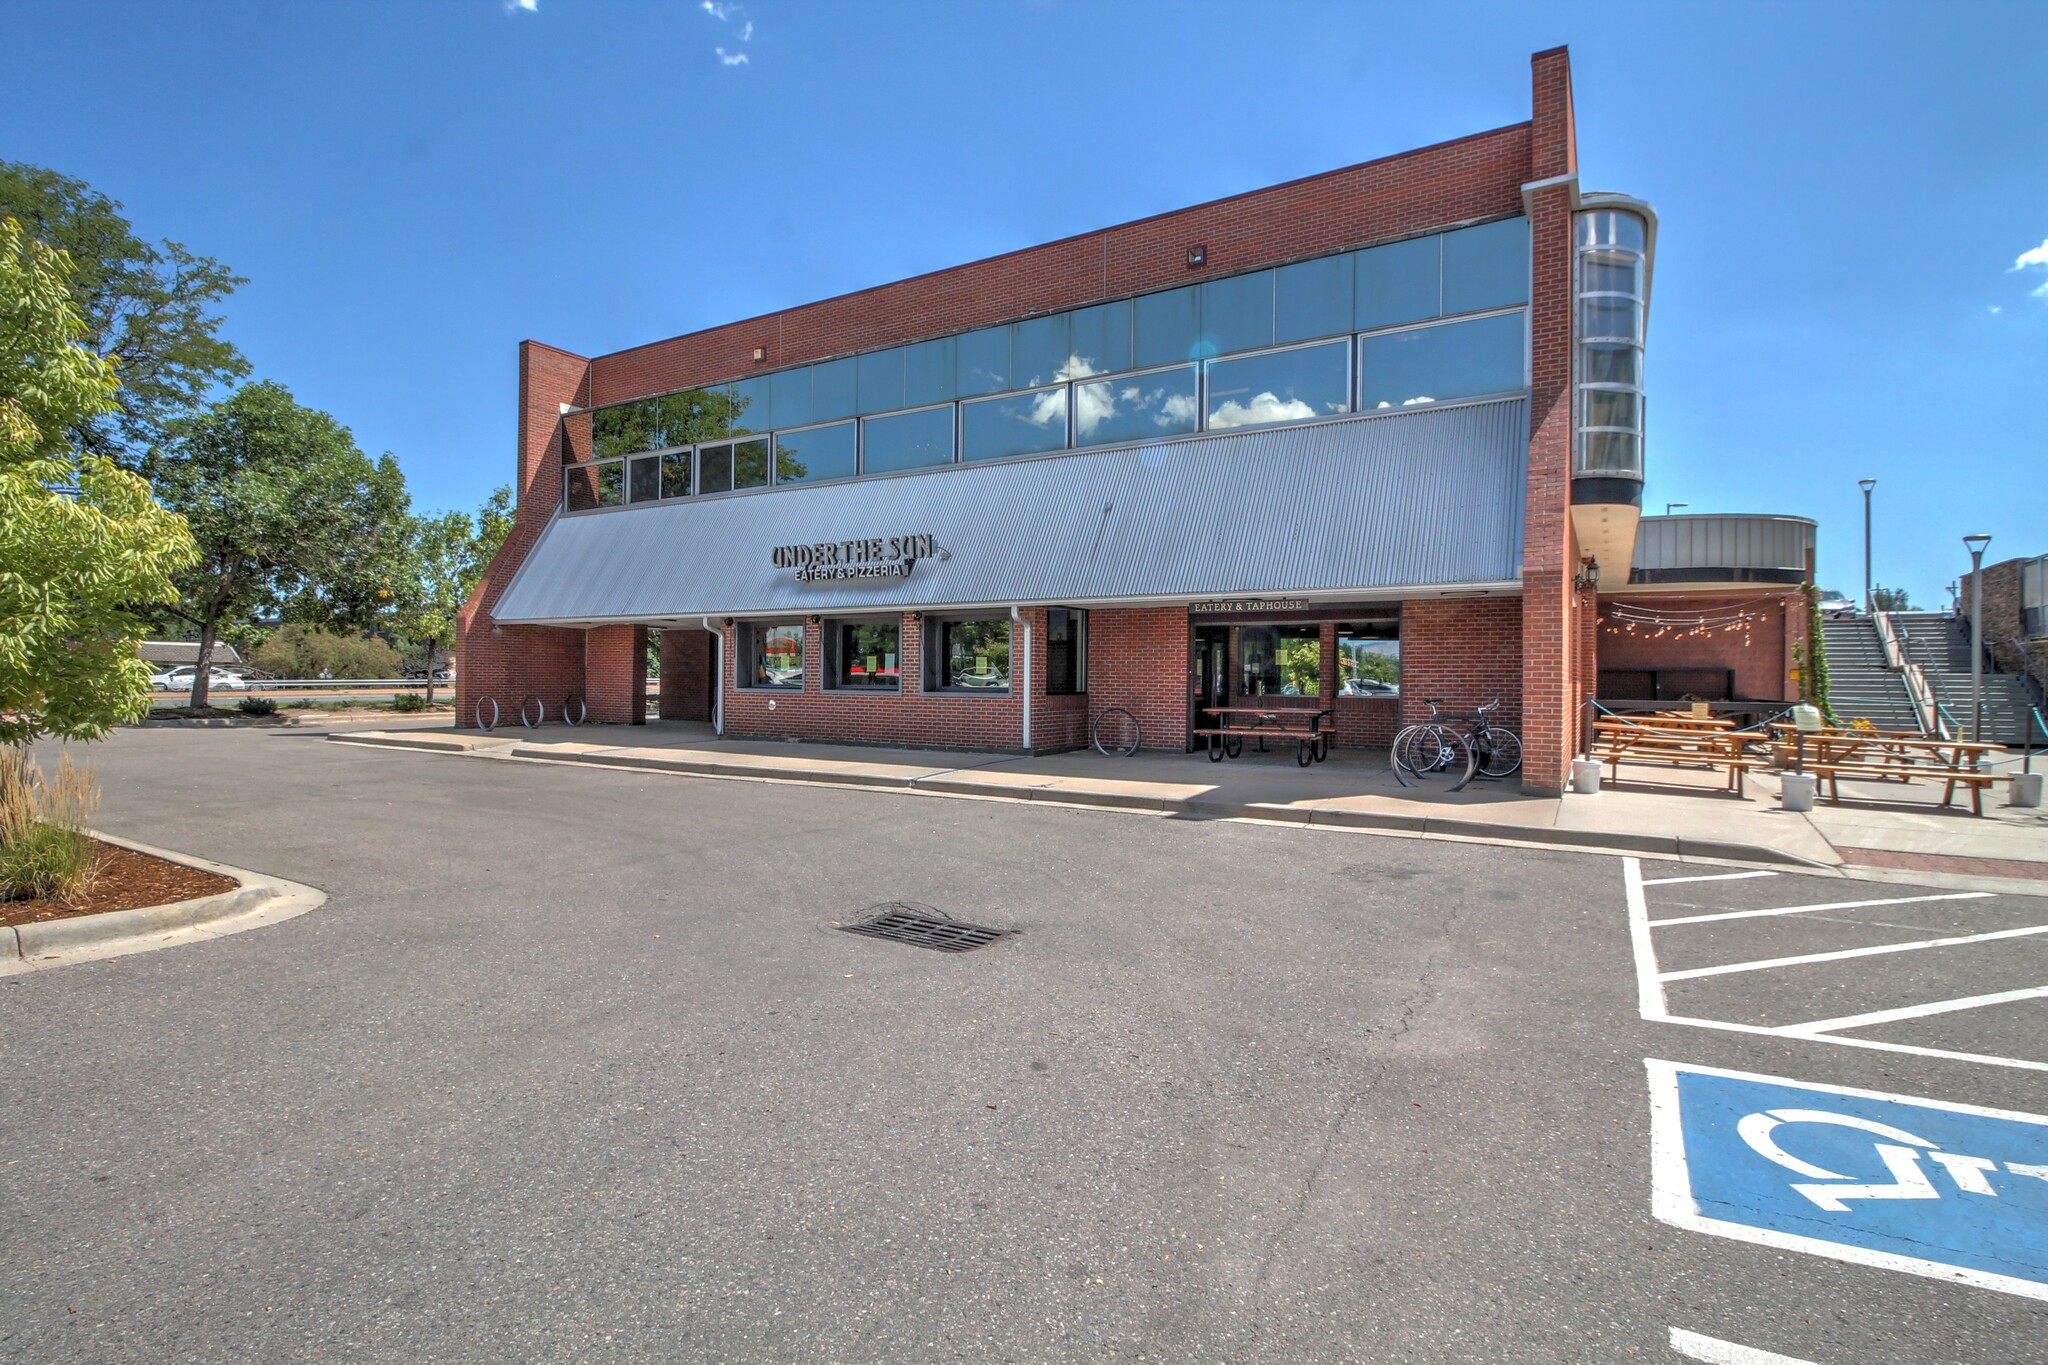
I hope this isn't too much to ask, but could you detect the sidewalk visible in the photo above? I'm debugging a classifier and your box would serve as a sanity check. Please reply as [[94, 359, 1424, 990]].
[[327, 721, 2048, 890]]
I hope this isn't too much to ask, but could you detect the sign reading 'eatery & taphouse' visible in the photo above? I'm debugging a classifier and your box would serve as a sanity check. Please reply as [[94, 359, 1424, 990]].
[[1188, 598, 1310, 613], [772, 534, 937, 584]]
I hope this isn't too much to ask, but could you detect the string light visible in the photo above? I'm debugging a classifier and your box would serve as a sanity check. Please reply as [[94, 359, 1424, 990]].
[[1599, 597, 1776, 647]]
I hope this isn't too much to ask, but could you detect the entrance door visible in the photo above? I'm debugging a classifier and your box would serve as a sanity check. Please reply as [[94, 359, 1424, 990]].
[[1191, 626, 1229, 750]]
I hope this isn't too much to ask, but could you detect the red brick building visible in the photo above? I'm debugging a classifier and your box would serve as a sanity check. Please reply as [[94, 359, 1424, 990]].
[[459, 47, 1664, 793]]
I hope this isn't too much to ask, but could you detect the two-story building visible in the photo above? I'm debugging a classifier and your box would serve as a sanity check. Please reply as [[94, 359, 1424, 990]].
[[459, 46, 1659, 792]]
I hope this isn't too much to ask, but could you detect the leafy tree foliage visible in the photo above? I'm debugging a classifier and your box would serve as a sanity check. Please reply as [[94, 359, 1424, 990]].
[[1872, 585, 1914, 612], [0, 218, 196, 743], [0, 162, 249, 465], [147, 381, 410, 707], [391, 486, 512, 705], [246, 625, 402, 681]]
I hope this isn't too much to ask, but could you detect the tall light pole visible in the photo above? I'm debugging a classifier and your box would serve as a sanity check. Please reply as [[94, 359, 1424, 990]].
[[1859, 479, 1877, 613], [1664, 502, 1689, 516], [1964, 533, 1992, 744]]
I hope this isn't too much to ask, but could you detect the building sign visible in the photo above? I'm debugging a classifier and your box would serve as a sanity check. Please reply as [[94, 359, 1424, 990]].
[[1188, 597, 1309, 614], [772, 534, 937, 584]]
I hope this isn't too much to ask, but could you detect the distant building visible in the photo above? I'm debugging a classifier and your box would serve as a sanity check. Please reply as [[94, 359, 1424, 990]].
[[138, 641, 243, 667]]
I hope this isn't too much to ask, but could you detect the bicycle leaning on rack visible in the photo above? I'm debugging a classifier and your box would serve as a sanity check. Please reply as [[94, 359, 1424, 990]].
[[1390, 698, 1522, 790]]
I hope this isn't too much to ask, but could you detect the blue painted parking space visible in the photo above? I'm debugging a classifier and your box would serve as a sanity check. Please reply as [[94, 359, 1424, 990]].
[[1648, 1060, 2048, 1301]]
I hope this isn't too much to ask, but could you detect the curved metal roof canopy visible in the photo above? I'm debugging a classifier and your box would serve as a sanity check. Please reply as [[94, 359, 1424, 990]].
[[491, 397, 1527, 624]]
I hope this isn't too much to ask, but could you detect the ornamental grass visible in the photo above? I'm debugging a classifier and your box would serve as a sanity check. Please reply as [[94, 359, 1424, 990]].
[[0, 749, 103, 903]]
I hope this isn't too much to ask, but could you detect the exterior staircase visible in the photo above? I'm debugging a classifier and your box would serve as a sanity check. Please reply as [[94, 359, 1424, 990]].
[[1889, 611, 2044, 745], [1820, 616, 1921, 733]]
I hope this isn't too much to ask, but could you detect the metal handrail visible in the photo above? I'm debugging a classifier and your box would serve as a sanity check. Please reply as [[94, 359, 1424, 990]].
[[1934, 701, 1961, 743], [1899, 662, 1938, 736], [1873, 610, 1902, 670]]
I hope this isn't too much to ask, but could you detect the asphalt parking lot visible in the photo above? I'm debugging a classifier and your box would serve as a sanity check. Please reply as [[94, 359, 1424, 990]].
[[1, 725, 2043, 1363]]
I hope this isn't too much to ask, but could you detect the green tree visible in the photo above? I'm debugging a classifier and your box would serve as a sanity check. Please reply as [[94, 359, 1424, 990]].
[[246, 624, 402, 681], [1872, 585, 1914, 612], [147, 381, 411, 708], [390, 486, 511, 705], [0, 218, 196, 743], [0, 162, 249, 465]]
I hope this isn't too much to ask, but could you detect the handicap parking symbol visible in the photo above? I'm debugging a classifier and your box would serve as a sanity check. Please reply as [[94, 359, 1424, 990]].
[[1647, 1060, 2048, 1300]]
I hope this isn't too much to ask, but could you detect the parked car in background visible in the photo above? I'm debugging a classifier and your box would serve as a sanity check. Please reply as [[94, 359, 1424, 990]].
[[404, 666, 455, 681], [1817, 593, 1857, 619], [1340, 678, 1400, 698], [150, 665, 248, 691]]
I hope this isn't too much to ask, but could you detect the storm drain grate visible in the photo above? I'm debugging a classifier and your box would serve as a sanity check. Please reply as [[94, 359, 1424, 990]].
[[839, 902, 1015, 953]]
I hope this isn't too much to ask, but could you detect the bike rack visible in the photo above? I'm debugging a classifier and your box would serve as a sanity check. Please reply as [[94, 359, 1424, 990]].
[[519, 695, 546, 729], [474, 696, 500, 732], [563, 693, 588, 727]]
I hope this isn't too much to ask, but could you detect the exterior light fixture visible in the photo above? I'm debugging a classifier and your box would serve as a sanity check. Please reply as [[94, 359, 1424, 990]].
[[1963, 534, 1992, 744], [752, 346, 767, 362], [1859, 479, 1877, 614], [1186, 244, 1206, 268], [1664, 502, 1688, 516], [1574, 556, 1601, 592]]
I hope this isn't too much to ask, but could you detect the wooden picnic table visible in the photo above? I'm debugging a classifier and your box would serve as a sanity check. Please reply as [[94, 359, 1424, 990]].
[[1775, 730, 2010, 814], [1194, 705, 1334, 766], [1590, 717, 1762, 794]]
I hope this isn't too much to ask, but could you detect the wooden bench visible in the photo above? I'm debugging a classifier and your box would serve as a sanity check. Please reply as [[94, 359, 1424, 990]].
[[1591, 720, 1768, 795]]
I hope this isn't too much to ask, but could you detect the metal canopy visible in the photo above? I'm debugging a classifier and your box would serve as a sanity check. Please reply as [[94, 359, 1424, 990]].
[[490, 397, 1527, 624]]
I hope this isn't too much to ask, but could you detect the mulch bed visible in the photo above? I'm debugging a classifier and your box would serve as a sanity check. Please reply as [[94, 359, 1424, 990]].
[[0, 839, 238, 928]]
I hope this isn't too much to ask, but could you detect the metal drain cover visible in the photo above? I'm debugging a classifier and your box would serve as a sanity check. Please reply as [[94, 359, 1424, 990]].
[[839, 902, 1014, 953]]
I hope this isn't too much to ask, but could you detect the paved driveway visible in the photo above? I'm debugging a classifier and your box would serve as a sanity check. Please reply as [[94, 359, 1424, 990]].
[[1, 725, 2043, 1362]]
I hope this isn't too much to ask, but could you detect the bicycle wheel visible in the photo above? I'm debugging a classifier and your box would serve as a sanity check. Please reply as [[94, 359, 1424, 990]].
[[1091, 706, 1141, 757], [1476, 727, 1523, 778], [1396, 724, 1454, 775]]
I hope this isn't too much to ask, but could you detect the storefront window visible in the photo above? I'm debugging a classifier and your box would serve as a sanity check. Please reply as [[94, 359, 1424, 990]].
[[1072, 365, 1198, 447], [1337, 623, 1401, 698], [929, 618, 1011, 692], [1358, 312, 1525, 411], [962, 386, 1068, 461], [627, 454, 662, 503], [862, 405, 955, 474], [745, 623, 805, 689], [1239, 625, 1321, 697], [835, 621, 900, 689], [1205, 340, 1350, 431], [1046, 609, 1086, 695]]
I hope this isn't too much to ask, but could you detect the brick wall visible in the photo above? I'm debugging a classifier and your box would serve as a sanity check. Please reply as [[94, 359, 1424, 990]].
[[583, 624, 646, 725], [1966, 559, 2048, 682], [1397, 597, 1524, 729], [1597, 593, 1799, 702]]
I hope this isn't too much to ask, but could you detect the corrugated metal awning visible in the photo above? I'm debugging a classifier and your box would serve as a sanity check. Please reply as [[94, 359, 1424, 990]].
[[491, 397, 1527, 623]]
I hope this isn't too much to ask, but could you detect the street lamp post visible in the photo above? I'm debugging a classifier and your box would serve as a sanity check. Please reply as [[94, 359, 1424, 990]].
[[1859, 479, 1877, 614], [1664, 502, 1689, 516], [1964, 534, 1992, 744]]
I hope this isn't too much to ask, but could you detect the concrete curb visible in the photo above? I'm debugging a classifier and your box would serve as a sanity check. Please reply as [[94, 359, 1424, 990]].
[[328, 729, 1836, 872], [2, 832, 326, 976]]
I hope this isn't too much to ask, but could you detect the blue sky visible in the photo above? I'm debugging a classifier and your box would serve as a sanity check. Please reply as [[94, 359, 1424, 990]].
[[4, 1, 2043, 606]]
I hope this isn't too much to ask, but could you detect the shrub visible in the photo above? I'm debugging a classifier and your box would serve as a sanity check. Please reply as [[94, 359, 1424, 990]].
[[246, 624, 403, 680], [391, 692, 428, 713], [238, 696, 278, 716], [0, 750, 103, 903]]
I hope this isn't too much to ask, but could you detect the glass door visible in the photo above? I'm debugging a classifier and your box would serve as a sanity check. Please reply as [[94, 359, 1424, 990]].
[[1192, 626, 1229, 750]]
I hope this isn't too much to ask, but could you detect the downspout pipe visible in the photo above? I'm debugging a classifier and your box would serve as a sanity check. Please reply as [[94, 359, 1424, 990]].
[[1011, 605, 1032, 753], [701, 616, 724, 736]]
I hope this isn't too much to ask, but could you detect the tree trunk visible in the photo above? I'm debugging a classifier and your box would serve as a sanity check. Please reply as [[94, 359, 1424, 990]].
[[189, 620, 218, 710]]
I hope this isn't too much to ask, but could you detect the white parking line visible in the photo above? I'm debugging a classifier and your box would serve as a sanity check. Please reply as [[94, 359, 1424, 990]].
[[1658, 923, 2048, 982], [1648, 891, 1992, 928], [1641, 870, 1780, 887], [1668, 1327, 1819, 1365], [1779, 985, 2048, 1036]]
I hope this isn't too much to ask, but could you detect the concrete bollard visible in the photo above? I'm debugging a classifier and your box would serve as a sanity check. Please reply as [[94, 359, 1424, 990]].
[[2010, 772, 2044, 808], [1571, 758, 1603, 795], [1781, 773, 1818, 812]]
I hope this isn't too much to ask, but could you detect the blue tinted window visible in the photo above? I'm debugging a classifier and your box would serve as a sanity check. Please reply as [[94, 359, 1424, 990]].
[[962, 387, 1068, 462], [856, 347, 905, 415], [732, 437, 769, 489], [862, 406, 954, 473], [774, 422, 857, 485], [1010, 314, 1070, 390], [956, 326, 1009, 396], [1067, 299, 1131, 378], [655, 390, 728, 447], [1199, 270, 1274, 356], [732, 375, 775, 435], [1358, 312, 1524, 410], [1074, 365, 1199, 447], [1205, 340, 1350, 430], [811, 357, 857, 421], [698, 442, 732, 495], [904, 337, 956, 407], [1134, 285, 1201, 368], [1276, 254, 1354, 344], [1442, 217, 1529, 315], [771, 367, 811, 430], [1354, 235, 1440, 330]]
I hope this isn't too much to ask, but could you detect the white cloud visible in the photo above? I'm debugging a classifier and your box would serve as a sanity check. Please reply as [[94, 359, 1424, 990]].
[[2015, 239, 2048, 271], [716, 46, 748, 65], [741, 20, 754, 40], [701, 0, 734, 17], [702, 1, 752, 66], [505, 0, 537, 10], [1157, 393, 1198, 428], [1208, 391, 1316, 429]]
